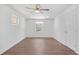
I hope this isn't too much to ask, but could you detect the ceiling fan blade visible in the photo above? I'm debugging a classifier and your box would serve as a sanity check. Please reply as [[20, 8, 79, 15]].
[[40, 9, 50, 11]]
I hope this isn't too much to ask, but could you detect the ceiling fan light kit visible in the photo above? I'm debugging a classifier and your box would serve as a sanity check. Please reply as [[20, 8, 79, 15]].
[[34, 10, 40, 13], [26, 4, 50, 19]]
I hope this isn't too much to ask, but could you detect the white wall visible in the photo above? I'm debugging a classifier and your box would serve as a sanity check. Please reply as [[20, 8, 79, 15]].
[[54, 5, 78, 53], [25, 19, 55, 37], [0, 5, 26, 54], [75, 5, 79, 54]]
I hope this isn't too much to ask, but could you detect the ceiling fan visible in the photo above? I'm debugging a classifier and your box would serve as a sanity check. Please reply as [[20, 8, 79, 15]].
[[26, 4, 50, 13]]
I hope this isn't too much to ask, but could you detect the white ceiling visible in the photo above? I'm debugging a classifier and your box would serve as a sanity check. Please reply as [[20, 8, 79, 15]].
[[10, 4, 73, 19]]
